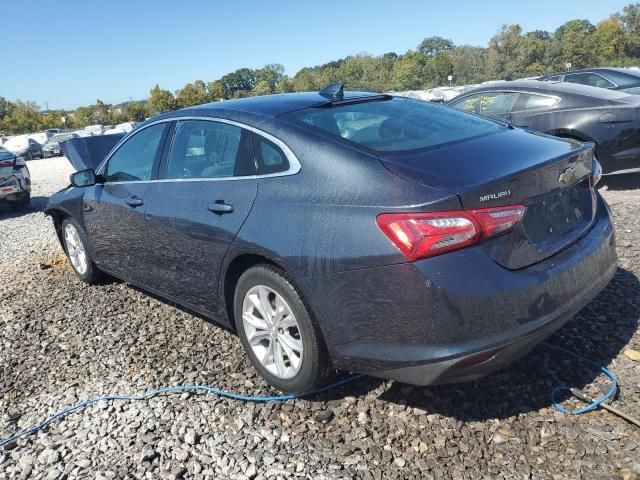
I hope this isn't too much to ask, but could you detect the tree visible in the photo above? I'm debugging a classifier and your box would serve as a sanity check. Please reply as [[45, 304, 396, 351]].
[[4, 101, 42, 134], [392, 50, 427, 90], [276, 77, 294, 93], [93, 99, 110, 124], [417, 36, 454, 58], [450, 46, 488, 84], [0, 97, 12, 122], [556, 20, 597, 69], [125, 102, 147, 122], [594, 17, 626, 63], [148, 84, 177, 114], [220, 68, 256, 97], [621, 3, 640, 57], [69, 106, 95, 128], [292, 68, 316, 91], [206, 80, 226, 101], [487, 24, 525, 80], [175, 80, 208, 108], [255, 64, 285, 93], [426, 51, 454, 86]]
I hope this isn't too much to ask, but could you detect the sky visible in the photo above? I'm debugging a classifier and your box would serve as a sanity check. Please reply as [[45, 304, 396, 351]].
[[0, 0, 632, 109]]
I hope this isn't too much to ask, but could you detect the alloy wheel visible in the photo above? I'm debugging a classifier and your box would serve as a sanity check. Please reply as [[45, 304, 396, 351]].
[[241, 285, 304, 379], [64, 223, 88, 275]]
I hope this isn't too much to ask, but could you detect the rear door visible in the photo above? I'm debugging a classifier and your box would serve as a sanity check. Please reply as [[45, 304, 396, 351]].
[[144, 119, 258, 313], [83, 122, 169, 284]]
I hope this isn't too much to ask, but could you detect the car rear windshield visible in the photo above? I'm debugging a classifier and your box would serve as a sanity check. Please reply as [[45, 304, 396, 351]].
[[281, 97, 505, 153]]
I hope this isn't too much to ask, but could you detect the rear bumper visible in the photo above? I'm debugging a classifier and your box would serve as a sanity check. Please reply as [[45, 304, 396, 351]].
[[299, 195, 616, 385], [0, 176, 29, 200]]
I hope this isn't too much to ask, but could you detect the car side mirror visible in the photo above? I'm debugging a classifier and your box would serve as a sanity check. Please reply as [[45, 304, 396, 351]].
[[70, 169, 97, 187]]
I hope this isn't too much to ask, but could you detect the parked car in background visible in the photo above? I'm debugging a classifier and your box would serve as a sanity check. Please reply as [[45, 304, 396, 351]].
[[28, 131, 53, 146], [538, 67, 640, 94], [3, 136, 43, 160], [46, 86, 615, 393], [448, 80, 640, 173], [45, 128, 62, 135], [104, 122, 138, 135], [0, 146, 31, 208], [42, 132, 79, 158]]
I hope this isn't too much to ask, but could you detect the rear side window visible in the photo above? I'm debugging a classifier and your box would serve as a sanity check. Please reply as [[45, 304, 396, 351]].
[[452, 92, 519, 115], [564, 73, 615, 88], [254, 135, 289, 174], [104, 123, 166, 182], [167, 120, 246, 179], [517, 94, 560, 111], [281, 97, 504, 153]]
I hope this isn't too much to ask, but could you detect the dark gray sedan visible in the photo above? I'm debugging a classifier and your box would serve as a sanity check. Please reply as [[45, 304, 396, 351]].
[[45, 86, 616, 393], [448, 80, 640, 173]]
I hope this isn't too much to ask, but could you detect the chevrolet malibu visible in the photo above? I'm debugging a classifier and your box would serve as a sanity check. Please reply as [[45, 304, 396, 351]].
[[45, 85, 617, 393]]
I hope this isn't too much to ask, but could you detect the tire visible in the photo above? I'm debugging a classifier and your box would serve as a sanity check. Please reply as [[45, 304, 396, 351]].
[[61, 218, 103, 284], [234, 264, 334, 394]]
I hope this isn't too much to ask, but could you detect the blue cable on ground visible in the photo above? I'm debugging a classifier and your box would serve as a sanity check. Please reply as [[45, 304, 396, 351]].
[[542, 342, 618, 415], [0, 344, 620, 449], [0, 374, 363, 449]]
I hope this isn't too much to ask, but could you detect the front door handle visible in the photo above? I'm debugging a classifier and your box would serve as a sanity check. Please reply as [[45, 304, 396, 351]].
[[207, 200, 234, 215], [125, 196, 144, 208]]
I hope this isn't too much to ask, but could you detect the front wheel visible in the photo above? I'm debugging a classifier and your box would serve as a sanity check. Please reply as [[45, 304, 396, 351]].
[[234, 265, 334, 394], [61, 218, 103, 284]]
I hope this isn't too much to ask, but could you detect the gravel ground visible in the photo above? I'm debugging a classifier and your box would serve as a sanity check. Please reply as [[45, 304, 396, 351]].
[[1, 156, 639, 480]]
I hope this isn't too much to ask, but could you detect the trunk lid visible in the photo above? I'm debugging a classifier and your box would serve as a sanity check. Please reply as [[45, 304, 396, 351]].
[[381, 128, 597, 269]]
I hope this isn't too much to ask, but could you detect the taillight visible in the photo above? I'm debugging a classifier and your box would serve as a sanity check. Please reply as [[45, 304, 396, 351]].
[[377, 205, 526, 261], [590, 156, 602, 188], [0, 158, 15, 167]]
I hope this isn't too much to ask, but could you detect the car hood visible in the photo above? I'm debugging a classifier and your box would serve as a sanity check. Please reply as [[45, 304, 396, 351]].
[[60, 133, 125, 171]]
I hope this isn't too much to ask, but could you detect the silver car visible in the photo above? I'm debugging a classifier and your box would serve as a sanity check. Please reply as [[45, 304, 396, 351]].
[[0, 147, 31, 208]]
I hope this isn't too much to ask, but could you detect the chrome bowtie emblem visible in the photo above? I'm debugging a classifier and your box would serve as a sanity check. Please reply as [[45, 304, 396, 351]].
[[558, 166, 576, 185]]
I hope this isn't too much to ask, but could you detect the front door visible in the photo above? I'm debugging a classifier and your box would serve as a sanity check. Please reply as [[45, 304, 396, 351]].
[[83, 122, 169, 284], [144, 119, 258, 313]]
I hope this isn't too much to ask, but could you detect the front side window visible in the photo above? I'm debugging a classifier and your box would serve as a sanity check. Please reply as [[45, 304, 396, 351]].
[[282, 97, 504, 153], [166, 120, 243, 179], [104, 123, 166, 182], [451, 92, 519, 116], [518, 94, 560, 111], [564, 73, 615, 89]]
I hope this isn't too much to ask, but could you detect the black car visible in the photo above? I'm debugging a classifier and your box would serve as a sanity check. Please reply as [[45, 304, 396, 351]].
[[538, 67, 640, 94], [448, 80, 640, 173], [45, 86, 616, 393], [42, 132, 78, 158]]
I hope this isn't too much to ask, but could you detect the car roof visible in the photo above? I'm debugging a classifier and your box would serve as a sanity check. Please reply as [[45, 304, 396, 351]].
[[543, 67, 640, 78], [455, 79, 636, 101], [179, 91, 382, 117]]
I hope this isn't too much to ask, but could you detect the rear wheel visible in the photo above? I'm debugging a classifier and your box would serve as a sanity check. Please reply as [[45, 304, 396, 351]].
[[61, 218, 103, 284], [234, 264, 334, 394]]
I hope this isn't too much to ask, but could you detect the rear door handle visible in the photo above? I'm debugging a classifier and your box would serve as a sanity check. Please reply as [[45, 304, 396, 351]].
[[207, 200, 234, 215], [125, 196, 144, 208]]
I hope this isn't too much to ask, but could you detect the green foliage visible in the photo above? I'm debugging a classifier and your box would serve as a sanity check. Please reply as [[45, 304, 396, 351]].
[[175, 80, 208, 108], [2, 3, 640, 134], [417, 36, 455, 58], [125, 102, 147, 122], [148, 85, 177, 114]]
